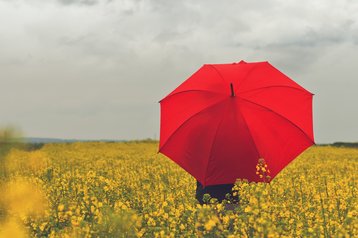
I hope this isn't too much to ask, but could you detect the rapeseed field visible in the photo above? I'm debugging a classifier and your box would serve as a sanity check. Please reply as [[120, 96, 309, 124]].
[[0, 142, 356, 237]]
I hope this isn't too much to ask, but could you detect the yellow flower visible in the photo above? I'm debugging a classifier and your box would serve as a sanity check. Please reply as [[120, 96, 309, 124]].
[[179, 224, 185, 230], [204, 219, 216, 231], [222, 216, 230, 224], [58, 204, 65, 212], [244, 207, 252, 212], [39, 222, 47, 231]]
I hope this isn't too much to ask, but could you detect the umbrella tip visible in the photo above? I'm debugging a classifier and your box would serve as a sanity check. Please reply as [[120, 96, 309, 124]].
[[232, 60, 247, 65], [230, 83, 235, 97]]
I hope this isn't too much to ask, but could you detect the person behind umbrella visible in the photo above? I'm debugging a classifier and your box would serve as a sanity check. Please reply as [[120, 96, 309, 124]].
[[195, 180, 238, 205]]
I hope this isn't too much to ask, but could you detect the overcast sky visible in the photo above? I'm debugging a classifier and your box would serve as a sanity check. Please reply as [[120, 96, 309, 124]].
[[0, 0, 357, 143]]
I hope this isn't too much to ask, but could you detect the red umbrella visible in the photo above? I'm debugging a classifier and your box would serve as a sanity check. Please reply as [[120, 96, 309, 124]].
[[159, 60, 314, 187]]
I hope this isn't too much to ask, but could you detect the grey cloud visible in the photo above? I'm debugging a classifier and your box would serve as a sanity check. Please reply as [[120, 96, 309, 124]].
[[57, 0, 99, 6], [0, 0, 357, 142], [0, 0, 110, 6], [271, 21, 356, 48]]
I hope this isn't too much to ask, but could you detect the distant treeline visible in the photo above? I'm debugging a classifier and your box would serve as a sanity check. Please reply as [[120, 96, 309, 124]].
[[8, 139, 358, 148], [331, 142, 358, 148], [319, 142, 358, 148]]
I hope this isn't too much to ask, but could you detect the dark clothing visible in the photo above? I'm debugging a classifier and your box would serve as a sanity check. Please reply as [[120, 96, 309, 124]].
[[195, 181, 236, 205]]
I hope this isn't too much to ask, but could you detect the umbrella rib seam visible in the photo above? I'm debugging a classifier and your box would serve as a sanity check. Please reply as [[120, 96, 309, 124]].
[[237, 64, 260, 89], [208, 65, 227, 84], [240, 98, 315, 144], [239, 85, 313, 95], [203, 101, 230, 186], [160, 90, 225, 103], [235, 103, 261, 161], [159, 98, 229, 152]]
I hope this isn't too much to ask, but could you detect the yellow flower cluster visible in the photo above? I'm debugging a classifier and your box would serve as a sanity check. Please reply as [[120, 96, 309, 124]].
[[256, 158, 271, 182], [0, 142, 356, 237]]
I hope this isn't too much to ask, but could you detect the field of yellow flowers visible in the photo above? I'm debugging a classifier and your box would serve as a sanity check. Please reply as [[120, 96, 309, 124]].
[[0, 142, 357, 237]]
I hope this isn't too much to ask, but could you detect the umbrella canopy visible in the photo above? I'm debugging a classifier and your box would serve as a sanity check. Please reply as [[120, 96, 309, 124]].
[[159, 60, 314, 187]]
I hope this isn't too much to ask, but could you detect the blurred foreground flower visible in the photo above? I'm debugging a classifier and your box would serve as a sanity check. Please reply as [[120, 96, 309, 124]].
[[0, 218, 28, 238], [0, 126, 22, 178], [0, 178, 48, 219]]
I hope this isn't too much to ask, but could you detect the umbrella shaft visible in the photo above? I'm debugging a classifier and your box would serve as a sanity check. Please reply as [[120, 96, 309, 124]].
[[230, 83, 235, 97]]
